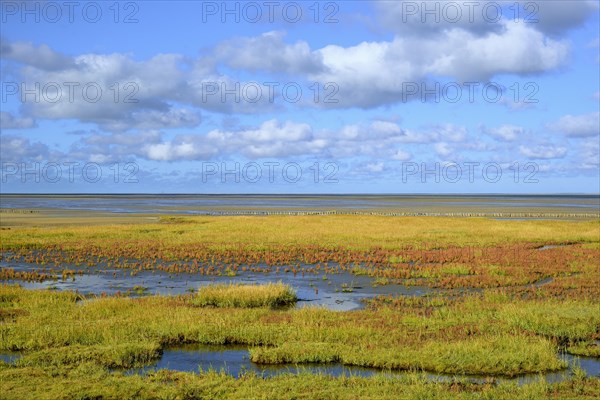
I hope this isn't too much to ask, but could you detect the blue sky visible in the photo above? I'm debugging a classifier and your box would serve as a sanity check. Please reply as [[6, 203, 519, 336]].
[[1, 0, 599, 193]]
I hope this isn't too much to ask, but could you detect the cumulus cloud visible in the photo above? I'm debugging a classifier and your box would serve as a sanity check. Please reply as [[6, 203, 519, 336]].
[[1, 40, 74, 71], [364, 162, 385, 173], [374, 0, 504, 36], [548, 112, 600, 138], [206, 120, 326, 158], [100, 108, 202, 132], [2, 20, 572, 121], [83, 131, 162, 147], [434, 142, 454, 157], [144, 141, 216, 162], [308, 22, 567, 107], [519, 144, 567, 159], [429, 22, 569, 81], [0, 112, 36, 129], [66, 131, 162, 164], [578, 138, 599, 170], [215, 31, 324, 75], [482, 124, 525, 141], [391, 149, 411, 161], [374, 1, 598, 37], [0, 119, 465, 164], [430, 124, 468, 142], [0, 134, 52, 163], [10, 50, 202, 131], [527, 0, 599, 36], [184, 71, 282, 114]]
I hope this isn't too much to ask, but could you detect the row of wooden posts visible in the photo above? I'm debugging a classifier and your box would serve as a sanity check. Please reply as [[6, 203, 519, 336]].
[[0, 208, 597, 218]]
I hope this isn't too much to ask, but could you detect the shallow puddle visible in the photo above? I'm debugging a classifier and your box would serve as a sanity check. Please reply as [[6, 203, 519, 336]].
[[123, 344, 600, 384], [0, 351, 21, 364], [125, 344, 380, 377], [2, 345, 598, 385], [1, 261, 434, 311]]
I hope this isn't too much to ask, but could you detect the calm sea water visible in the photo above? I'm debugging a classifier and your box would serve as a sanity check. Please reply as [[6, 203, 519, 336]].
[[1, 194, 598, 214]]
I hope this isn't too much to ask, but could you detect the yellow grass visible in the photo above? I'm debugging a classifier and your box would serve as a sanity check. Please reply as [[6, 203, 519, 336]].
[[195, 282, 297, 308]]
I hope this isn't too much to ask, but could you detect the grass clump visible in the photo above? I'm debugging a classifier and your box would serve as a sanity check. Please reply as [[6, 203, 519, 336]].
[[250, 336, 565, 376], [18, 342, 161, 369], [568, 341, 600, 357], [498, 301, 600, 342], [194, 282, 297, 308]]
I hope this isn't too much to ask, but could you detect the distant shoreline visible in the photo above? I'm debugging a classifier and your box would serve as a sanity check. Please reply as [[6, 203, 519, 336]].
[[1, 193, 598, 222], [1, 193, 599, 197]]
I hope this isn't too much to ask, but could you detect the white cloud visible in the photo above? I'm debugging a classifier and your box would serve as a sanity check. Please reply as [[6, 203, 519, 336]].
[[206, 120, 326, 158], [14, 50, 200, 131], [548, 112, 600, 138], [4, 118, 467, 164], [425, 22, 569, 81], [431, 124, 468, 142], [84, 131, 162, 147], [374, 1, 598, 37], [184, 72, 282, 114], [578, 138, 600, 169], [527, 0, 599, 36], [0, 112, 36, 129], [365, 162, 385, 173], [144, 141, 214, 162], [519, 144, 567, 159], [100, 109, 201, 132], [309, 22, 567, 107], [215, 31, 324, 75], [391, 150, 411, 161], [1, 40, 74, 71], [374, 0, 501, 36], [434, 142, 453, 157], [0, 135, 52, 163], [3, 21, 571, 122], [482, 124, 525, 141], [244, 119, 313, 142], [65, 131, 163, 164], [205, 19, 569, 109]]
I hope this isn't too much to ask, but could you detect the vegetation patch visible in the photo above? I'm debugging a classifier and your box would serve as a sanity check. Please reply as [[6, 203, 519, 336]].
[[18, 342, 162, 369], [250, 336, 565, 376], [194, 282, 297, 308], [2, 362, 600, 400], [568, 341, 600, 358], [1, 215, 599, 398]]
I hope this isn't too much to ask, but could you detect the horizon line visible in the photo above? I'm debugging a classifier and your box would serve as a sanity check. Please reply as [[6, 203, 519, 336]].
[[1, 193, 599, 197]]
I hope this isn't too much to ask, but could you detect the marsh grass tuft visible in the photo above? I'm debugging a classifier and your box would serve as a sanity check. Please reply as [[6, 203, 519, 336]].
[[19, 342, 162, 369], [194, 282, 297, 308], [567, 341, 600, 357]]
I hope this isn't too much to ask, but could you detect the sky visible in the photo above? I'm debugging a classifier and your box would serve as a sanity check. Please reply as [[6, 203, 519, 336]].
[[0, 0, 599, 194]]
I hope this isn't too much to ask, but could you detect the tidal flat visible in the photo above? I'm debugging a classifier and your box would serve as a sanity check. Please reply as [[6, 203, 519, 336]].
[[0, 202, 599, 399]]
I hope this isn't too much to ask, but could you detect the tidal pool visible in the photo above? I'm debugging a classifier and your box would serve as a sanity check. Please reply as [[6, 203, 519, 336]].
[[123, 344, 600, 385], [1, 260, 435, 311], [0, 351, 21, 364], [3, 345, 597, 385], [125, 345, 379, 377]]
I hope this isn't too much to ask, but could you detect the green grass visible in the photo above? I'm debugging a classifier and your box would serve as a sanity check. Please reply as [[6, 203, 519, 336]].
[[249, 336, 565, 376], [1, 214, 599, 399], [568, 342, 600, 357], [2, 215, 599, 250], [498, 301, 600, 342], [2, 285, 597, 377], [3, 362, 600, 400], [17, 342, 161, 369], [194, 282, 297, 308]]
